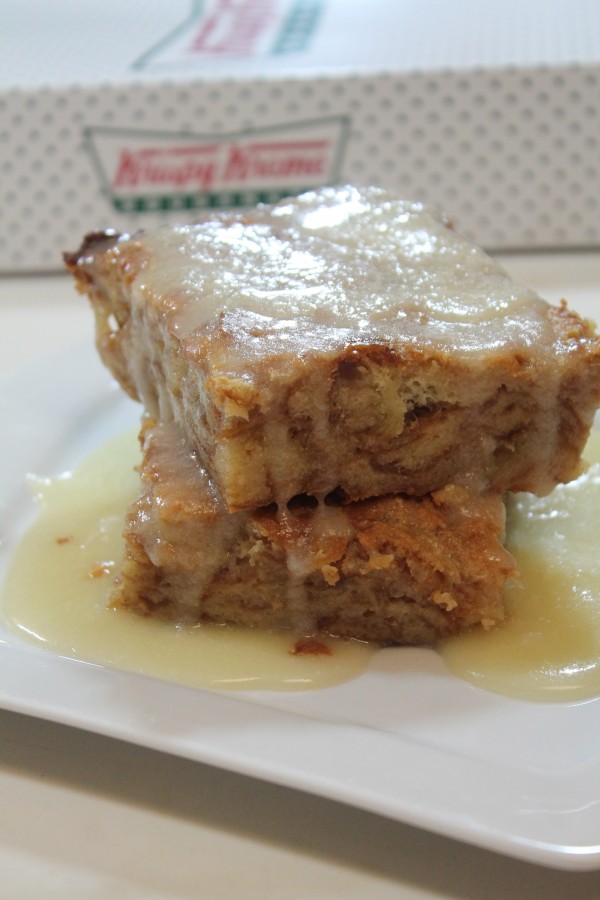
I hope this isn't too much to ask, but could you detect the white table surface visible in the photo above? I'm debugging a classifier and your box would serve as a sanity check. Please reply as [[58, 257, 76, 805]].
[[1, 252, 600, 899]]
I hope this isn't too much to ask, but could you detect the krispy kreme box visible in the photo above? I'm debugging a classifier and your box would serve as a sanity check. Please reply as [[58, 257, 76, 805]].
[[1, 0, 599, 272]]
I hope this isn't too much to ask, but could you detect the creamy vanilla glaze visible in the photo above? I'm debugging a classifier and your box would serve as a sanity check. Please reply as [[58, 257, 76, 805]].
[[1, 430, 372, 692], [3, 428, 600, 701], [132, 185, 553, 354]]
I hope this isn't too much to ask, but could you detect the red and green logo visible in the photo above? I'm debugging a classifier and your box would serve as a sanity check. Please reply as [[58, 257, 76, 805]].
[[85, 118, 349, 214]]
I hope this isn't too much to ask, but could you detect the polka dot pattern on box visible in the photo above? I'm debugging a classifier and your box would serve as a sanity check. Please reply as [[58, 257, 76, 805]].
[[1, 63, 599, 271]]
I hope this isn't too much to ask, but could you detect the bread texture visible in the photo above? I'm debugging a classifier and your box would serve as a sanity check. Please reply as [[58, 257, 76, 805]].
[[65, 186, 600, 512], [112, 418, 515, 646], [66, 186, 600, 646]]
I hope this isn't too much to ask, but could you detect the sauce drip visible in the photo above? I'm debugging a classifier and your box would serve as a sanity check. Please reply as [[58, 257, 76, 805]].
[[0, 430, 372, 692], [3, 430, 600, 702], [440, 433, 600, 701]]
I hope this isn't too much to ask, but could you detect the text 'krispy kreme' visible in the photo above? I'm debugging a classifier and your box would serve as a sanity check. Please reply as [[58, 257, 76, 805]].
[[111, 140, 329, 191]]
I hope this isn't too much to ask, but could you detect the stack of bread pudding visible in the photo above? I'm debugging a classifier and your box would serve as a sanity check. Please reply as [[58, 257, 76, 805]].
[[65, 186, 600, 646]]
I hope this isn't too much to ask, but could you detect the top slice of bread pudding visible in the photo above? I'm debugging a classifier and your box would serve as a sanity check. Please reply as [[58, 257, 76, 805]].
[[65, 186, 600, 511]]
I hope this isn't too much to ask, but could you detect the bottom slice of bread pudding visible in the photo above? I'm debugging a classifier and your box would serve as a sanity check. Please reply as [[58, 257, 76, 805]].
[[111, 418, 516, 646]]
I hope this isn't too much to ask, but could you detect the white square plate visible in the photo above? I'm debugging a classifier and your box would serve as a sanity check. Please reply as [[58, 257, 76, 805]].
[[1, 341, 600, 872]]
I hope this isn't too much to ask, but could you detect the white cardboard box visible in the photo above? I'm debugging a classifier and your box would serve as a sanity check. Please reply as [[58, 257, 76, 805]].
[[1, 0, 599, 271]]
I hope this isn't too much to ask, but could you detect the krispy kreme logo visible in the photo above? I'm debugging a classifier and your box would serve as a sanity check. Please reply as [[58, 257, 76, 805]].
[[134, 0, 323, 68], [86, 119, 348, 214]]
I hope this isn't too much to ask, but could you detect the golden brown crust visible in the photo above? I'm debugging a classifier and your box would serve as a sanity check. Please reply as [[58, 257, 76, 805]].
[[65, 232, 147, 401]]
